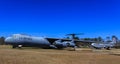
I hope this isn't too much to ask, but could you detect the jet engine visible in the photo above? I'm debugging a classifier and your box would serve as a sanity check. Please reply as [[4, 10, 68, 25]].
[[53, 40, 75, 49]]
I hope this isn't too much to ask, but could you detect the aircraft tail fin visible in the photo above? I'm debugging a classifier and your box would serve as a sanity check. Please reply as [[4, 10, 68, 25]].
[[71, 39, 75, 43], [110, 37, 117, 46], [111, 37, 117, 43]]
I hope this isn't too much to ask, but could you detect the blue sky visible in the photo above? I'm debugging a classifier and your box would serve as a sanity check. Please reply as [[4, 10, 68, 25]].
[[0, 0, 120, 38]]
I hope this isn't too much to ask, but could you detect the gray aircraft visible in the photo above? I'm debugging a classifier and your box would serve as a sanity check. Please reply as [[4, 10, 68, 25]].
[[91, 37, 118, 50], [5, 34, 94, 49], [5, 34, 83, 49]]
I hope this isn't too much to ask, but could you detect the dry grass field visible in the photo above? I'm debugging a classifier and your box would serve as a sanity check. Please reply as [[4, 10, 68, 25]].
[[0, 45, 120, 64]]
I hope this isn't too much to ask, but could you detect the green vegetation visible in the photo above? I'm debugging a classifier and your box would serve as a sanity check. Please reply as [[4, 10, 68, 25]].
[[0, 37, 5, 45]]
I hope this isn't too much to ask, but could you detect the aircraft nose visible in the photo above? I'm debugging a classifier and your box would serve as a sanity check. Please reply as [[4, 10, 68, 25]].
[[91, 43, 95, 46], [5, 37, 12, 43]]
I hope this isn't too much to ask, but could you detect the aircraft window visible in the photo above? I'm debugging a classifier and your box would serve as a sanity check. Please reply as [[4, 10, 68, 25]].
[[19, 37, 32, 40], [13, 35, 18, 38]]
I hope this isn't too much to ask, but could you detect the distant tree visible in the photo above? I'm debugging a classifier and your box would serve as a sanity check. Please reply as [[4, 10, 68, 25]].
[[83, 38, 91, 40], [106, 36, 110, 40], [83, 37, 103, 42], [93, 38, 98, 41], [112, 35, 118, 42], [0, 37, 5, 45], [65, 37, 70, 39], [97, 36, 103, 42], [106, 36, 111, 42], [74, 36, 79, 40], [112, 35, 118, 39]]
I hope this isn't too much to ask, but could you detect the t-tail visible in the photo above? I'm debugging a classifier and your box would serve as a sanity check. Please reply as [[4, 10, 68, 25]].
[[111, 37, 117, 44]]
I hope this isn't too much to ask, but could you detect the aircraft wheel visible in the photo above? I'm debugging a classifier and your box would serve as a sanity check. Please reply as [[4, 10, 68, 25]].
[[106, 47, 111, 50], [12, 45, 17, 48], [66, 43, 70, 47], [18, 45, 22, 48]]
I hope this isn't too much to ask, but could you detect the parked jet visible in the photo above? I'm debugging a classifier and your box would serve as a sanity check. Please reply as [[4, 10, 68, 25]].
[[5, 34, 94, 50], [5, 34, 80, 49], [53, 39, 76, 48], [91, 37, 117, 50]]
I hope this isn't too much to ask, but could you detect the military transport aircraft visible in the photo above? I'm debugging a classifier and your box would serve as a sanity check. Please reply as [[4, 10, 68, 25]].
[[5, 34, 93, 49]]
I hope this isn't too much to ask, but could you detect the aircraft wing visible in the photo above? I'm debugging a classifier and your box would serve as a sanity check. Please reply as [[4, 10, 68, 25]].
[[74, 40, 95, 43], [46, 38, 95, 43], [46, 38, 59, 43]]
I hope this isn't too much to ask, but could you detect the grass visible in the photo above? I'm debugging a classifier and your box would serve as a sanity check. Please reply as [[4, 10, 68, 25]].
[[0, 45, 120, 64]]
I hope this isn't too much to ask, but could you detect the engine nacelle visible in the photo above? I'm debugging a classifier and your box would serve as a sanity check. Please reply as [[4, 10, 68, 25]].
[[53, 40, 75, 48]]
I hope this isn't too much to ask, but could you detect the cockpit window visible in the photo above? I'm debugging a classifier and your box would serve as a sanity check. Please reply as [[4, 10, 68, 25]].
[[12, 34, 21, 38]]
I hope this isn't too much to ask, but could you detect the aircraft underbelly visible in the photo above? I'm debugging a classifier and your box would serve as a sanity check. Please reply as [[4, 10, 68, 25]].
[[6, 37, 50, 47], [7, 42, 50, 48]]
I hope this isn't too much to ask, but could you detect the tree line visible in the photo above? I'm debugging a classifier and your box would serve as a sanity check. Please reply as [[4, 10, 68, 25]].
[[66, 35, 119, 42], [0, 37, 5, 45]]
